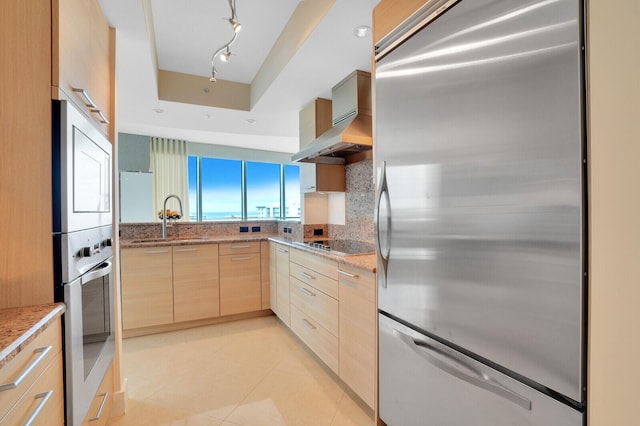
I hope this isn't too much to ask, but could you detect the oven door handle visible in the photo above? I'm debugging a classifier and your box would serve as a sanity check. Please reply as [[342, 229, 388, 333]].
[[81, 260, 113, 285]]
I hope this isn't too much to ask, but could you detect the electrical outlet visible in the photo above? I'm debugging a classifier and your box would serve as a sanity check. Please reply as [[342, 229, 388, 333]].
[[252, 226, 261, 232], [313, 228, 323, 236], [239, 226, 249, 232]]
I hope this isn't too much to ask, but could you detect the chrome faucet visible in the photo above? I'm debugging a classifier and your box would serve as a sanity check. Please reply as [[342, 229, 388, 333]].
[[162, 194, 184, 239]]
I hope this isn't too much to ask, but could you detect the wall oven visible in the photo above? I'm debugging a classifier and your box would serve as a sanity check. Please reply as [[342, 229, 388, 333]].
[[53, 100, 115, 425]]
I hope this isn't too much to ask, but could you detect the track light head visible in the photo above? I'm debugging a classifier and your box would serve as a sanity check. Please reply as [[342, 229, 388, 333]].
[[229, 18, 242, 33]]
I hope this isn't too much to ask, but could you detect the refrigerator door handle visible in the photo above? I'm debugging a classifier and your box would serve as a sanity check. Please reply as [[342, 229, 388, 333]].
[[393, 329, 532, 411], [375, 161, 391, 287]]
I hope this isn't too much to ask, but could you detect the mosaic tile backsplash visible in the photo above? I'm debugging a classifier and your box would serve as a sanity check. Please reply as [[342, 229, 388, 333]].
[[329, 159, 375, 243]]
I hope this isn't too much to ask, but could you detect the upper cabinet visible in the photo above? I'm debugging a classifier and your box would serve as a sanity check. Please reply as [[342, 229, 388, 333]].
[[373, 0, 428, 45], [53, 0, 113, 138], [299, 98, 333, 148]]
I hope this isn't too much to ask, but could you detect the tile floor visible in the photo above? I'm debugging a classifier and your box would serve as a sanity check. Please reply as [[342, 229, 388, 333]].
[[107, 314, 375, 426]]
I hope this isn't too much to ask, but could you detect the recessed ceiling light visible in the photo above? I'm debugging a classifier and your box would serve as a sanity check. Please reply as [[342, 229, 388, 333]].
[[354, 25, 371, 38], [153, 108, 164, 114], [246, 118, 256, 125]]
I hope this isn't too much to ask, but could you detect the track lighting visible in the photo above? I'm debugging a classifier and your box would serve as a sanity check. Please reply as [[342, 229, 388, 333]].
[[210, 0, 241, 83], [220, 47, 231, 62]]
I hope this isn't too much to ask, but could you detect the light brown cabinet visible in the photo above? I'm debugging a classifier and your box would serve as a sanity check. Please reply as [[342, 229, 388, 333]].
[[219, 242, 262, 316], [173, 245, 220, 322], [53, 0, 112, 136], [121, 244, 221, 331], [299, 98, 332, 148], [0, 319, 64, 425], [81, 364, 113, 426], [269, 242, 291, 326], [338, 266, 376, 409], [260, 240, 271, 310], [120, 247, 174, 330], [372, 0, 428, 46], [0, 0, 54, 309], [289, 248, 340, 374]]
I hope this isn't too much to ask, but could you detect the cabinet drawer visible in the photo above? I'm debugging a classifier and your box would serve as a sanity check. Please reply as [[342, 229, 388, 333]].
[[290, 278, 338, 336], [82, 364, 112, 426], [290, 262, 338, 300], [290, 305, 339, 374], [1, 352, 64, 425], [219, 241, 261, 255], [290, 249, 339, 282], [0, 320, 62, 417]]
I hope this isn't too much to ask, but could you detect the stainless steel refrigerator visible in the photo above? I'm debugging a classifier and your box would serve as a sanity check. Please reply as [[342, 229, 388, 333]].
[[374, 0, 586, 424]]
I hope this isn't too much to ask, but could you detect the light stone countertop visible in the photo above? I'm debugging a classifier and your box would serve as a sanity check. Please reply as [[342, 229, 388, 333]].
[[120, 234, 376, 273], [120, 234, 277, 249], [0, 303, 65, 370], [268, 237, 377, 273]]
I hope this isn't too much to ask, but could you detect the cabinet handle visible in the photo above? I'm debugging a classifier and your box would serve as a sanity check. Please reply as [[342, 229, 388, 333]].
[[88, 391, 110, 422], [0, 346, 52, 392], [90, 108, 110, 124], [175, 248, 198, 252], [301, 287, 316, 297], [231, 256, 251, 261], [301, 272, 316, 280], [72, 87, 97, 108], [337, 269, 358, 278], [145, 249, 169, 254], [24, 390, 54, 426], [277, 248, 288, 253], [302, 318, 316, 330], [231, 244, 250, 249]]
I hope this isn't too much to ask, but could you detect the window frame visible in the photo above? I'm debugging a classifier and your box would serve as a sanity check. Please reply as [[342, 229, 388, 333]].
[[188, 156, 300, 221]]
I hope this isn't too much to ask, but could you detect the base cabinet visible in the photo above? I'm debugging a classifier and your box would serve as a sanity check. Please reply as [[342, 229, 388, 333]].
[[173, 245, 220, 322], [338, 266, 376, 409], [219, 242, 262, 316], [82, 364, 113, 426], [0, 319, 64, 425], [121, 247, 174, 330], [269, 245, 377, 409], [121, 244, 220, 331], [269, 241, 291, 323]]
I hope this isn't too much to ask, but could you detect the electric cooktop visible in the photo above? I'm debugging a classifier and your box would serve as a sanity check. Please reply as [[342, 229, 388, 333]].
[[292, 239, 375, 256]]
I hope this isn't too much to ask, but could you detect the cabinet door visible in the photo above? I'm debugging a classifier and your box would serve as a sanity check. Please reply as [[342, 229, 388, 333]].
[[260, 240, 271, 310], [219, 253, 262, 316], [338, 266, 376, 409], [300, 164, 346, 193], [54, 0, 91, 102], [54, 0, 111, 135], [173, 244, 219, 322], [120, 247, 173, 330], [269, 242, 278, 316], [373, 0, 428, 45], [88, 0, 111, 134], [275, 245, 290, 326]]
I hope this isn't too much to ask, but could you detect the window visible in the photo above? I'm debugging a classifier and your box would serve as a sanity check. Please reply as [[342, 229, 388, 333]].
[[246, 161, 281, 219], [188, 156, 299, 221], [284, 165, 301, 219]]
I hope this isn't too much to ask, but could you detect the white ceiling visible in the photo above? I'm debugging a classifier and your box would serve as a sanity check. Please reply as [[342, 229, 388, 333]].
[[98, 0, 378, 154]]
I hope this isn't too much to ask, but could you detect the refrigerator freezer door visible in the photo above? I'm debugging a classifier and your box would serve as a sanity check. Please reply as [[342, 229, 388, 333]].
[[379, 314, 583, 426], [375, 0, 584, 402]]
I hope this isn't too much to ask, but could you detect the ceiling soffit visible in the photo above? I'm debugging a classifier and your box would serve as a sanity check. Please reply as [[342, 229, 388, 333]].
[[147, 0, 335, 111]]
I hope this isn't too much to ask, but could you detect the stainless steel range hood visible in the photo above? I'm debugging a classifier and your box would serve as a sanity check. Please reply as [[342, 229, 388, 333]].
[[292, 70, 372, 165]]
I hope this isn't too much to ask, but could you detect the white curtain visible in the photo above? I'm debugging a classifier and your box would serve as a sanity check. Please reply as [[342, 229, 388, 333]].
[[150, 137, 190, 221]]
